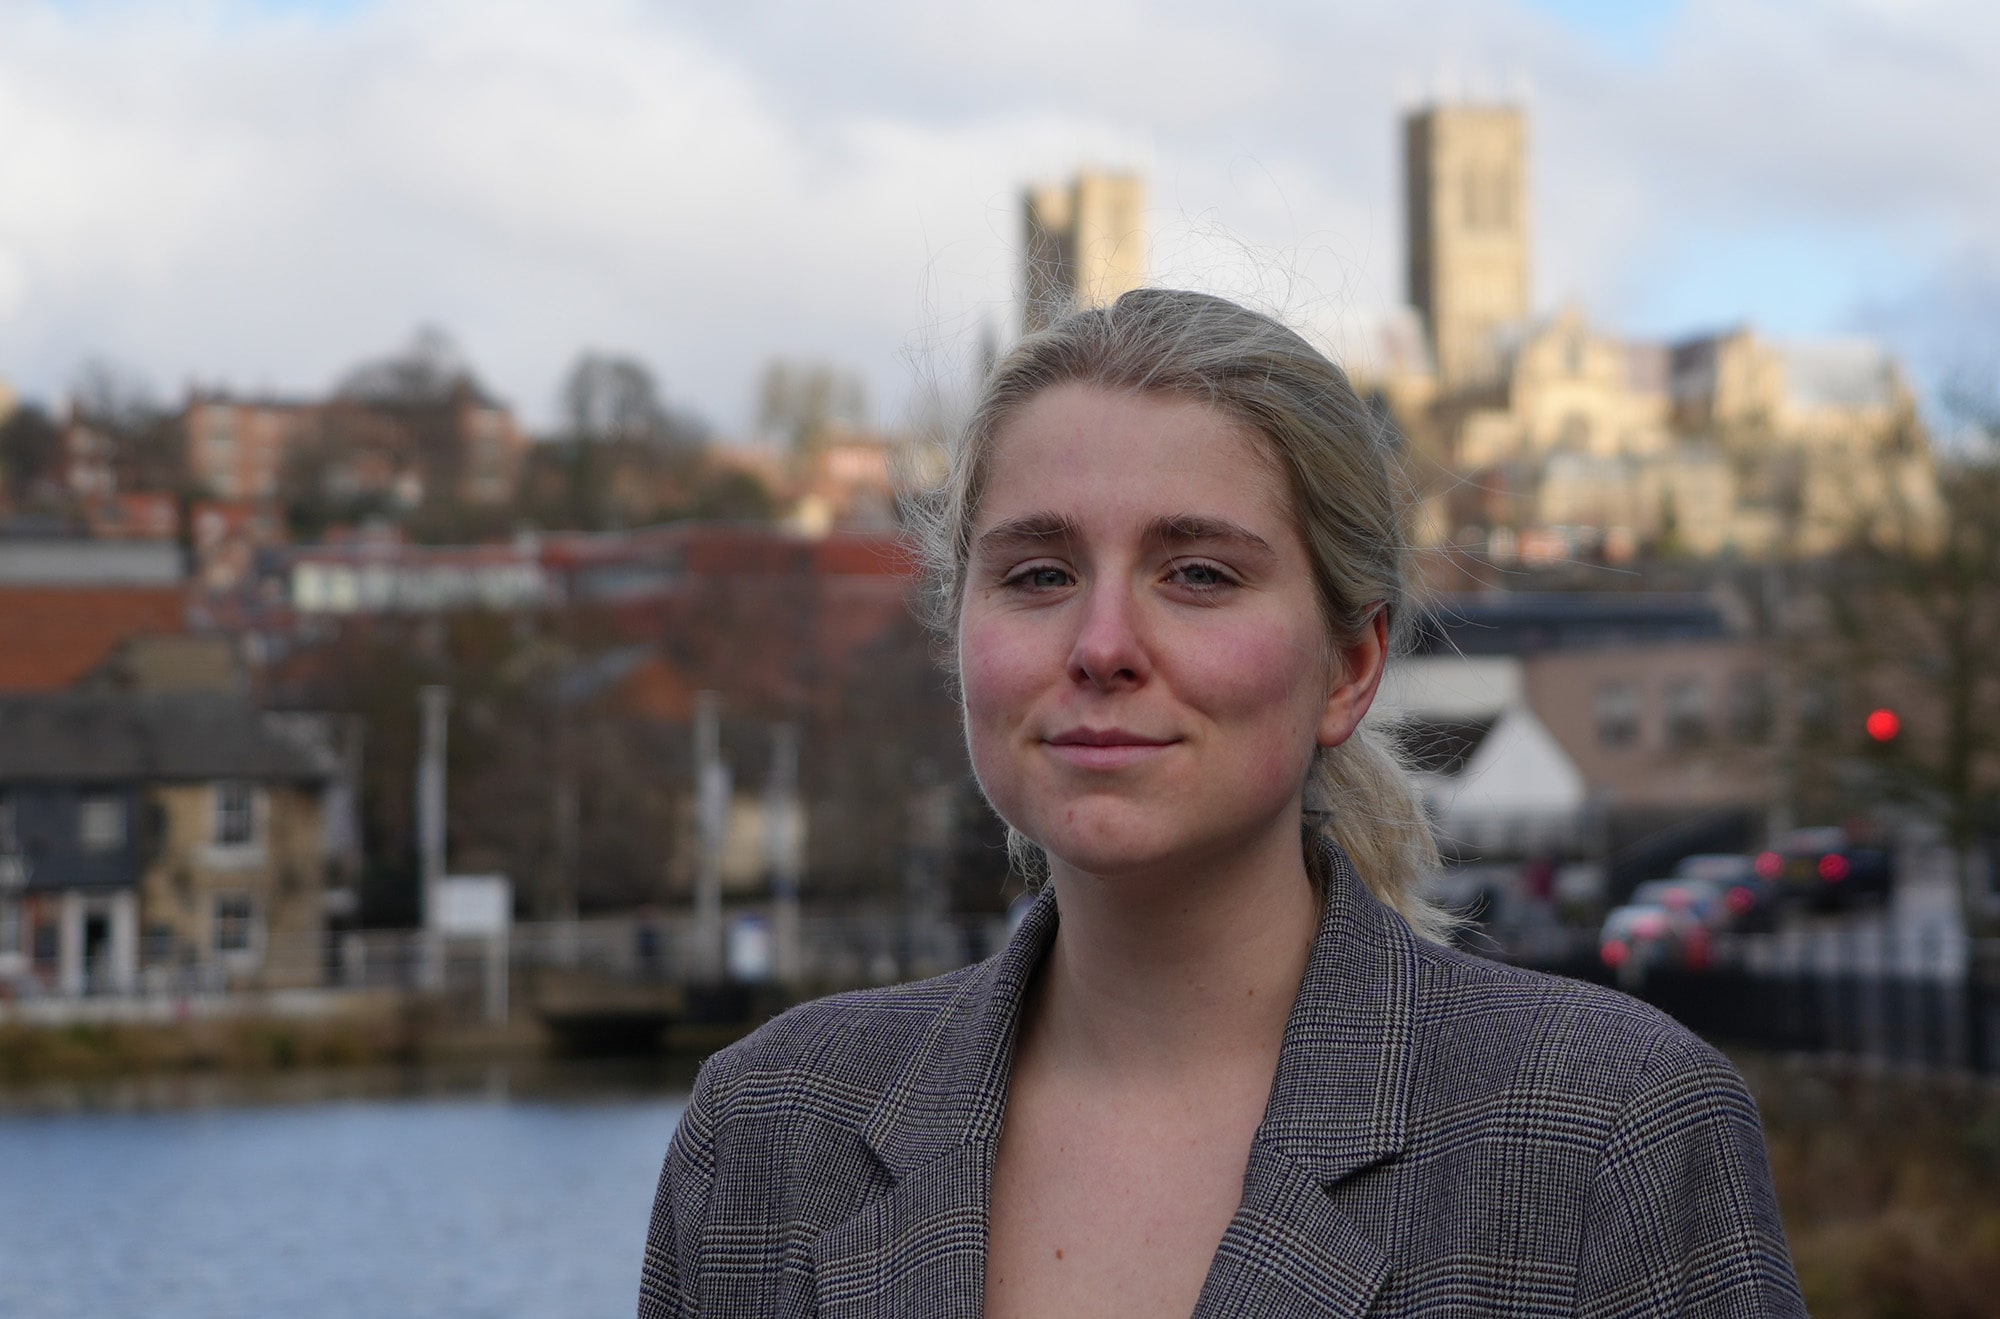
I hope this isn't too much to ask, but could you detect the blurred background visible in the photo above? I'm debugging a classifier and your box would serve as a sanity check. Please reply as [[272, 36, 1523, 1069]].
[[2, 1, 1998, 1315]]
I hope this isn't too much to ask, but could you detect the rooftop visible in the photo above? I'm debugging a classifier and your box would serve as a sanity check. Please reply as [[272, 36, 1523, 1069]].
[[0, 692, 335, 785]]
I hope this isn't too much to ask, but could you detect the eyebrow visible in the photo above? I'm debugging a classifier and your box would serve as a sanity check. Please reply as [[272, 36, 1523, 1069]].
[[973, 511, 1081, 554], [972, 511, 1277, 559], [1143, 514, 1277, 558]]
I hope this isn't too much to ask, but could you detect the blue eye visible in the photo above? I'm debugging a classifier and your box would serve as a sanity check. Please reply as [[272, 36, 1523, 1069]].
[[1004, 565, 1072, 590], [1170, 561, 1232, 590]]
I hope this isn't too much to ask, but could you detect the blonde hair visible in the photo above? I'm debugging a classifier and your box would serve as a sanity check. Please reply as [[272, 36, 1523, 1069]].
[[907, 288, 1451, 943]]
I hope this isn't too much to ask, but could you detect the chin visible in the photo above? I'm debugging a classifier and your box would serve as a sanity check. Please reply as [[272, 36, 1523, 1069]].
[[1031, 815, 1231, 884]]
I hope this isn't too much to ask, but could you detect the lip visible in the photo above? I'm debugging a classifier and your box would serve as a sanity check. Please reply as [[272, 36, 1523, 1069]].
[[1042, 728, 1177, 769]]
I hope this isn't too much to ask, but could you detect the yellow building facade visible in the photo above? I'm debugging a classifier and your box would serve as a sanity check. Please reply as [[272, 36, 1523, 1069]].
[[1022, 171, 1147, 334], [1405, 105, 1532, 391]]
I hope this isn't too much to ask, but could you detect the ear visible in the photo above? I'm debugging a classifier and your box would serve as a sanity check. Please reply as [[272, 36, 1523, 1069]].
[[1317, 606, 1389, 749]]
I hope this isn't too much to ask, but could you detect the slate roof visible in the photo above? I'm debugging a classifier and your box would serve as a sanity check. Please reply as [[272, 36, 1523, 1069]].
[[1412, 592, 1731, 656], [0, 693, 335, 785]]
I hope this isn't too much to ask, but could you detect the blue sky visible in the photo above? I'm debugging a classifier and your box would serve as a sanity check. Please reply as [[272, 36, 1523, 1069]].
[[1, 0, 1991, 430], [1522, 0, 1682, 61]]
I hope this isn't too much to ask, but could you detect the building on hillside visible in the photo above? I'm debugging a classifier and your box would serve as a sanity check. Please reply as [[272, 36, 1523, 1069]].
[[0, 693, 346, 996], [1022, 170, 1147, 334], [1404, 104, 1531, 391], [282, 538, 552, 614], [1427, 307, 1941, 560], [190, 500, 287, 595], [182, 394, 313, 502], [1380, 103, 1940, 562], [787, 428, 901, 535], [181, 383, 528, 509], [55, 415, 118, 502], [82, 493, 179, 541]]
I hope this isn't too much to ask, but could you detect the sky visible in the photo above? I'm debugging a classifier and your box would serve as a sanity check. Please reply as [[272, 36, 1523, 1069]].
[[1, 0, 1996, 435]]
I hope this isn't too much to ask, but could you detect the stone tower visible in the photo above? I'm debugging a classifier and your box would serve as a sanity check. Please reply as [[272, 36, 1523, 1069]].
[[1021, 171, 1147, 335], [1404, 105, 1531, 390]]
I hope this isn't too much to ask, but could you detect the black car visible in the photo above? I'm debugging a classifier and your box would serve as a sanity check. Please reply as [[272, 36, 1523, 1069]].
[[1755, 827, 1894, 911]]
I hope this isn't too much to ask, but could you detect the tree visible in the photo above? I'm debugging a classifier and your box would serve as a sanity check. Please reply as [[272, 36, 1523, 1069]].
[[336, 325, 481, 408], [69, 358, 184, 494], [0, 402, 61, 502], [755, 359, 870, 463], [542, 351, 713, 530], [1805, 367, 2000, 935]]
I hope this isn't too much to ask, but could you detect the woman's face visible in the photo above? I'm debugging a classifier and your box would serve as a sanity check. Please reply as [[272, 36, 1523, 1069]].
[[958, 383, 1383, 884]]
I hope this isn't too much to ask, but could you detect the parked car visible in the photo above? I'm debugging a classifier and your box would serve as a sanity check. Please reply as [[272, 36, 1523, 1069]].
[[1671, 854, 1780, 932], [1630, 877, 1728, 927], [1599, 900, 1709, 980], [1755, 827, 1894, 911]]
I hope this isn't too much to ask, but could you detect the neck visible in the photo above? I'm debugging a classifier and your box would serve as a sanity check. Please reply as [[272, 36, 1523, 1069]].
[[1027, 829, 1320, 1088]]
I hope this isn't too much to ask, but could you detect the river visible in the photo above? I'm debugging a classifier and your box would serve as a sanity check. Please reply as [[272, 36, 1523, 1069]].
[[0, 1060, 695, 1319]]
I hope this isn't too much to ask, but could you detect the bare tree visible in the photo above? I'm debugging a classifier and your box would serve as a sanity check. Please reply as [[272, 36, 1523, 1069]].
[[1806, 366, 2000, 934], [755, 359, 870, 463]]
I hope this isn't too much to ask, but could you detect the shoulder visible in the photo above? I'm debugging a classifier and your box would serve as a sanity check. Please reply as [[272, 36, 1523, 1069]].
[[1403, 939, 1748, 1121]]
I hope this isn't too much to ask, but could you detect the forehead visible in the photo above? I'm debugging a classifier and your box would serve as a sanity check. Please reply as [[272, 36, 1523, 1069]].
[[976, 384, 1294, 532]]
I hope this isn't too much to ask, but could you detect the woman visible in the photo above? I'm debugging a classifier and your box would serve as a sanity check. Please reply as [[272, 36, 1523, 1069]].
[[639, 290, 1803, 1317]]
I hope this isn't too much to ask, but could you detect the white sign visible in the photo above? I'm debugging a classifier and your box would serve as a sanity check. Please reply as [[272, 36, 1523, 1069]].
[[727, 913, 772, 983], [437, 874, 512, 937]]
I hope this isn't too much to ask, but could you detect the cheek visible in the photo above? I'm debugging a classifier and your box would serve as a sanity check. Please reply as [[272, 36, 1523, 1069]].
[[1182, 623, 1329, 774], [956, 609, 1048, 762]]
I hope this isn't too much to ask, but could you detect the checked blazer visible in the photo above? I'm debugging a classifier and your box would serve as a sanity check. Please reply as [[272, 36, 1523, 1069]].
[[638, 847, 1804, 1317]]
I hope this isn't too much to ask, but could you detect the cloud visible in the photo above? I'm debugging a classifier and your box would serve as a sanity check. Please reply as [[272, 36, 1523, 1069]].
[[0, 0, 1993, 433]]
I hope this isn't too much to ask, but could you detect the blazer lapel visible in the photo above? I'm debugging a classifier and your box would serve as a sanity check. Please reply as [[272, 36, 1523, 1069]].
[[1194, 843, 1421, 1316], [809, 1143, 992, 1319], [1194, 1141, 1392, 1318], [806, 891, 1057, 1318], [806, 848, 1416, 1317]]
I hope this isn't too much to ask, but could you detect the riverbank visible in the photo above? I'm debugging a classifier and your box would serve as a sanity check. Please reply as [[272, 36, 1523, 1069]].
[[0, 992, 753, 1108]]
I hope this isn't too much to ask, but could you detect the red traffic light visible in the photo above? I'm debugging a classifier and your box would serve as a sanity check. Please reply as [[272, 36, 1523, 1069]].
[[1866, 708, 1901, 743]]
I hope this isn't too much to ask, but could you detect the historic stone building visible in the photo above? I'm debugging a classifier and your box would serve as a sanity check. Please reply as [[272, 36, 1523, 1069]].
[[1021, 170, 1147, 334], [1404, 104, 1531, 392], [1374, 102, 1939, 563]]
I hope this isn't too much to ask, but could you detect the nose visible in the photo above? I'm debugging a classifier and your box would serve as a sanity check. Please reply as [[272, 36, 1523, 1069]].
[[1066, 577, 1151, 690]]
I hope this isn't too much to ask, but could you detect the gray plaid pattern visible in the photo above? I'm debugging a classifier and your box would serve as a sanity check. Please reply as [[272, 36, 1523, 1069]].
[[639, 847, 1804, 1316]]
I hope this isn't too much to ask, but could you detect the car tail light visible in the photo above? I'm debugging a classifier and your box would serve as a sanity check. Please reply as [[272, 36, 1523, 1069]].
[[1726, 886, 1756, 914], [1756, 851, 1783, 880], [1601, 940, 1629, 968], [1633, 913, 1667, 939], [1818, 854, 1850, 883]]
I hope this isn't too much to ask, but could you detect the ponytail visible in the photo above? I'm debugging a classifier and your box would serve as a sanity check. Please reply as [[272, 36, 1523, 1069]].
[[1307, 721, 1455, 944]]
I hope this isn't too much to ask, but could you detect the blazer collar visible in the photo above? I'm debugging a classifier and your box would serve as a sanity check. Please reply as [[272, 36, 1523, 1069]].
[[819, 846, 1416, 1316], [857, 842, 1418, 1186]]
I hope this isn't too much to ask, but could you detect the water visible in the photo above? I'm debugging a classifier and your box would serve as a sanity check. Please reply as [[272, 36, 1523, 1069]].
[[0, 1064, 691, 1319]]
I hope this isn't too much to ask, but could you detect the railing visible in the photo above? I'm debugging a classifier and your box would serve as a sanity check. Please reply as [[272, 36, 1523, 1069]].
[[1504, 926, 2000, 1078], [3, 911, 1012, 1011]]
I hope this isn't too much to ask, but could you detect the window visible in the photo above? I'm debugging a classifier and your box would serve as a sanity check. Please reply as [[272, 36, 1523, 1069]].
[[0, 898, 19, 959], [1595, 682, 1640, 748], [214, 782, 257, 846], [0, 796, 15, 851], [1665, 678, 1710, 748], [78, 796, 126, 852], [1730, 673, 1774, 742], [214, 894, 257, 955]]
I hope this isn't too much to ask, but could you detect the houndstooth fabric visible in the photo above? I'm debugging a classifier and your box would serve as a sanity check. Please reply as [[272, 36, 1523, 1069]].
[[638, 847, 1804, 1317]]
